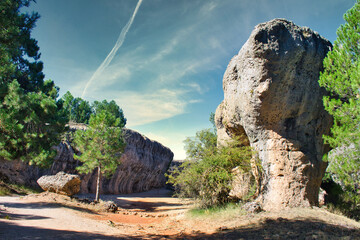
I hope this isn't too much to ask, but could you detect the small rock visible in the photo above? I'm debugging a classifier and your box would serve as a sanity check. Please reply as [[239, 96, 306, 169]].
[[319, 188, 327, 207], [107, 220, 115, 227], [103, 201, 118, 213], [218, 226, 229, 231], [243, 201, 262, 213]]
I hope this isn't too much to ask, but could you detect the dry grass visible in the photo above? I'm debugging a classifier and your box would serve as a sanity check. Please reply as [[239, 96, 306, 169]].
[[0, 181, 41, 196]]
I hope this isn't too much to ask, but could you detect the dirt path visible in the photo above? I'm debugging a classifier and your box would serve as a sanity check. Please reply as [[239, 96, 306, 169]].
[[0, 189, 192, 239], [0, 196, 124, 239], [1, 190, 360, 239]]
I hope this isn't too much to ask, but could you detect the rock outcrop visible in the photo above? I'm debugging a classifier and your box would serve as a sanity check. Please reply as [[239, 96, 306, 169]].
[[79, 128, 174, 194], [0, 127, 174, 194], [215, 19, 332, 210], [37, 171, 81, 196]]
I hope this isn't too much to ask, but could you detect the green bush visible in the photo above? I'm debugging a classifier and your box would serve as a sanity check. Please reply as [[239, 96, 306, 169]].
[[168, 133, 256, 208]]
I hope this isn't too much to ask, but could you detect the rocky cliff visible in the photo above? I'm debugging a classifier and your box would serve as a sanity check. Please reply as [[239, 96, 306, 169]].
[[0, 126, 174, 194], [215, 19, 332, 210]]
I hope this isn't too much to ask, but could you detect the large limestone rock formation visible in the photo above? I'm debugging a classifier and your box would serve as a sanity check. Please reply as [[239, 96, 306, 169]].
[[0, 127, 173, 194], [79, 128, 174, 194], [215, 19, 332, 210]]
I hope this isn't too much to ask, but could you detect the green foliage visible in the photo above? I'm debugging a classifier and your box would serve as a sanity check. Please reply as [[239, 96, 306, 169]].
[[322, 176, 360, 221], [319, 1, 360, 206], [61, 91, 91, 123], [92, 100, 126, 127], [209, 112, 216, 132], [0, 179, 41, 196], [0, 0, 44, 95], [0, 80, 66, 166], [73, 110, 126, 201], [0, 0, 67, 166], [72, 98, 92, 123], [0, 186, 11, 196], [168, 125, 254, 208], [188, 202, 246, 219], [183, 128, 217, 161], [60, 92, 126, 127]]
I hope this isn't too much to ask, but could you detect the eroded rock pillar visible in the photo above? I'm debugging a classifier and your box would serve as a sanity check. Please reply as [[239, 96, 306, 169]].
[[215, 19, 332, 210]]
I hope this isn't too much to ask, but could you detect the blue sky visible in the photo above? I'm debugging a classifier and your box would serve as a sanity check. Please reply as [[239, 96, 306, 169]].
[[29, 0, 354, 159]]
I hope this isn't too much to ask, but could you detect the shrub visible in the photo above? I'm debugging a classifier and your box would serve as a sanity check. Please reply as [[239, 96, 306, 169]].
[[168, 133, 257, 208]]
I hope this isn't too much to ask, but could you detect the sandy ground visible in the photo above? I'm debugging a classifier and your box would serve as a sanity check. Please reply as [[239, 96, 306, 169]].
[[0, 196, 123, 239], [1, 189, 360, 239]]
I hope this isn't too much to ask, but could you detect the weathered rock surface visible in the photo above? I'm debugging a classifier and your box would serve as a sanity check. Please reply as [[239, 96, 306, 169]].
[[229, 167, 252, 199], [0, 126, 174, 194], [37, 171, 81, 196], [79, 128, 174, 194], [215, 19, 332, 210]]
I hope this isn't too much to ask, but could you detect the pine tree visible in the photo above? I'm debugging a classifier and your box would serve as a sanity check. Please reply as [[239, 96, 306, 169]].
[[319, 1, 360, 199], [92, 100, 126, 127], [73, 111, 126, 202], [0, 0, 67, 165], [0, 0, 44, 95], [0, 80, 67, 166]]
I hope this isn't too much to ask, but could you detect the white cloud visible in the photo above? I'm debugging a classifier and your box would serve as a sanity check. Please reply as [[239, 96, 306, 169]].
[[113, 89, 190, 127], [199, 1, 218, 16], [182, 82, 208, 94], [81, 0, 143, 98], [63, 0, 227, 128], [140, 131, 188, 160]]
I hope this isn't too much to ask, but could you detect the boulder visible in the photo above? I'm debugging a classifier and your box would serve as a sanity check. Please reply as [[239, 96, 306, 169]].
[[37, 171, 81, 196], [215, 19, 332, 210]]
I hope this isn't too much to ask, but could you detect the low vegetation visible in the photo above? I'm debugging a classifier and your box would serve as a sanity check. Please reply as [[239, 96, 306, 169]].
[[0, 180, 41, 196], [167, 115, 258, 208]]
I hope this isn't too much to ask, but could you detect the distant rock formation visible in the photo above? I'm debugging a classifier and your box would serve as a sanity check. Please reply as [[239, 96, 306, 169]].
[[215, 19, 332, 210], [79, 128, 174, 194], [37, 171, 81, 196], [0, 126, 174, 194]]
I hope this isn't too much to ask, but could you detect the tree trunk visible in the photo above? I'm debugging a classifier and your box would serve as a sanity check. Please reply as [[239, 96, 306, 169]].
[[95, 165, 101, 202]]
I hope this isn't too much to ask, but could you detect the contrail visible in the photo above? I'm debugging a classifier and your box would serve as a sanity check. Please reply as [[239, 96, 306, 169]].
[[81, 0, 143, 98]]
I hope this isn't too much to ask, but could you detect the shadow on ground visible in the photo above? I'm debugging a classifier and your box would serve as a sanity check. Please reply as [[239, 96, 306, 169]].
[[0, 221, 124, 240], [0, 200, 97, 215], [114, 198, 186, 212], [145, 217, 360, 240], [1, 215, 359, 239]]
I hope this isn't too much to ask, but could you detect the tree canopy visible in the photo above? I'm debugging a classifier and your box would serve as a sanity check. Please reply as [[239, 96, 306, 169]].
[[0, 0, 67, 166], [0, 0, 45, 95], [60, 92, 126, 127], [92, 100, 126, 127], [319, 1, 360, 202]]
